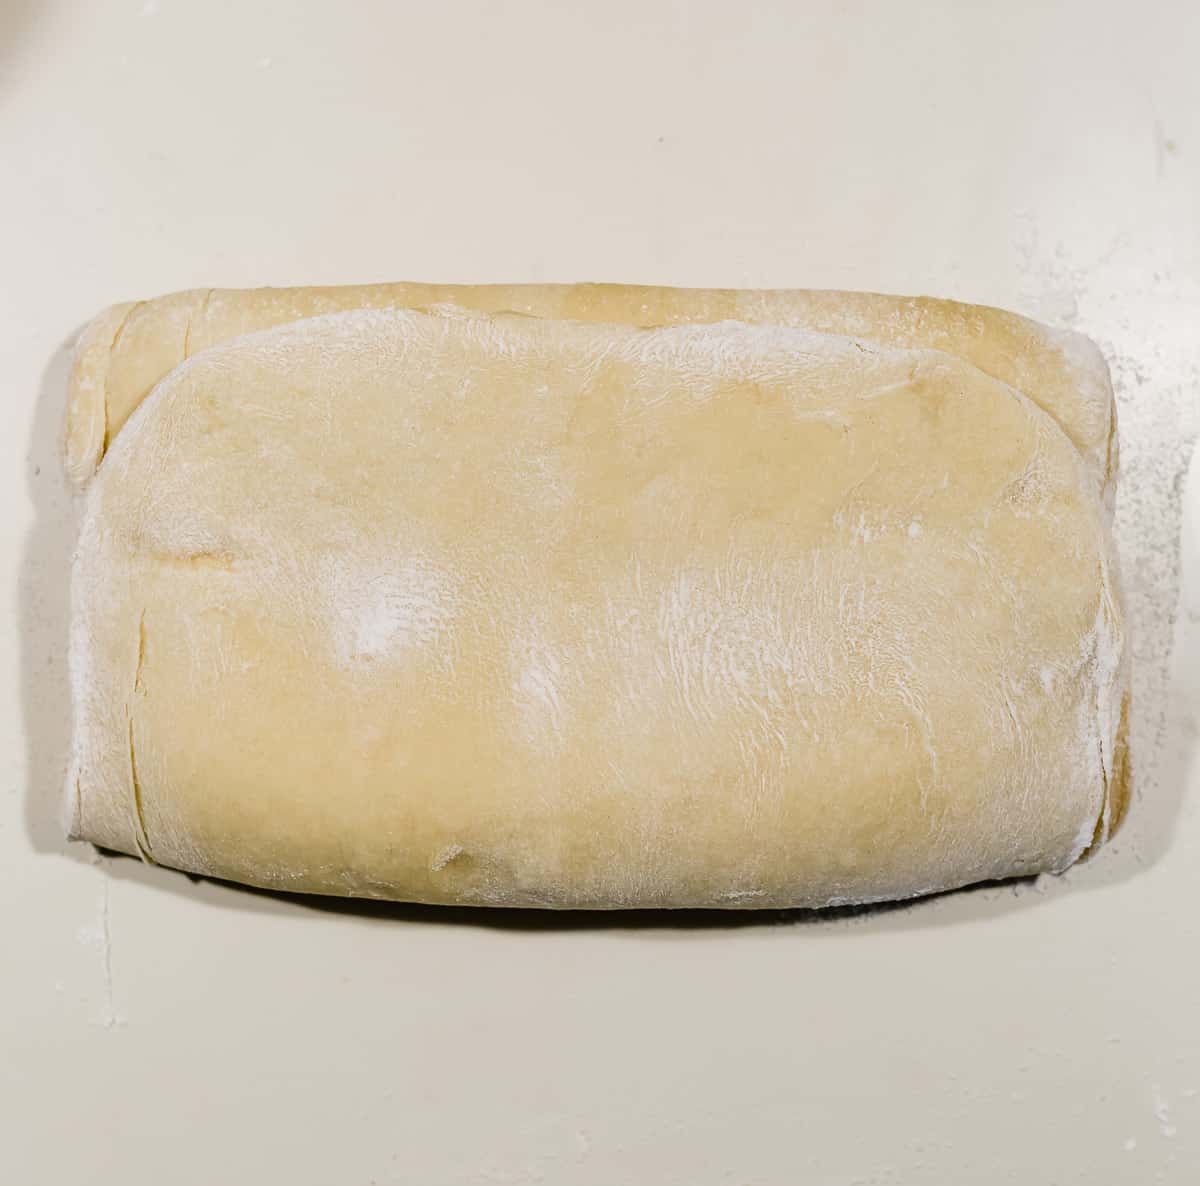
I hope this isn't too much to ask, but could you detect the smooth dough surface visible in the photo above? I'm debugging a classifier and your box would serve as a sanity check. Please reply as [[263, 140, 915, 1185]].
[[67, 300, 1129, 909]]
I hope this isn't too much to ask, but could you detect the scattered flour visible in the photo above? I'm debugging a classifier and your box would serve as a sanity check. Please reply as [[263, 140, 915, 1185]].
[[1014, 218, 1200, 851]]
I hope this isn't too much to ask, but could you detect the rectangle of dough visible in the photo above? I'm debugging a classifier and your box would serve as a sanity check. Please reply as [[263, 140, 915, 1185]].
[[65, 287, 1128, 908]]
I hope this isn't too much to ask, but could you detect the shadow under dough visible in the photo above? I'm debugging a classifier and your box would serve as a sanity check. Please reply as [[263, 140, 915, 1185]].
[[22, 336, 1200, 931], [92, 845, 1044, 934]]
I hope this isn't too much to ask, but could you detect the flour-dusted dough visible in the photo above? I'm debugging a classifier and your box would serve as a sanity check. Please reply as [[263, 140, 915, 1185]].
[[66, 297, 1128, 909], [66, 282, 1116, 503]]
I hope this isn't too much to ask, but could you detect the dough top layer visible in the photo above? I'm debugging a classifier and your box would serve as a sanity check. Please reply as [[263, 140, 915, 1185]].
[[65, 282, 1116, 506], [69, 307, 1126, 907]]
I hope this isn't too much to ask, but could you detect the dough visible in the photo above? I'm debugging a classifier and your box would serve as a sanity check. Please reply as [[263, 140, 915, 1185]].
[[66, 296, 1128, 909], [66, 282, 1116, 503]]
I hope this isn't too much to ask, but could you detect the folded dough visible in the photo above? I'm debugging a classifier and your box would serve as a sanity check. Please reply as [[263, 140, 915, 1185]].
[[66, 282, 1116, 501], [65, 290, 1128, 909]]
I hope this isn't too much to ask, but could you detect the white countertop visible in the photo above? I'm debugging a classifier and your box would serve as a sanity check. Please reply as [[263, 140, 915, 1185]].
[[4, 2, 1199, 1181]]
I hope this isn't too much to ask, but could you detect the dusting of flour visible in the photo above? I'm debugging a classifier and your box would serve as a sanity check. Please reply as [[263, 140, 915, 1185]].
[[1015, 218, 1200, 863], [322, 552, 459, 668]]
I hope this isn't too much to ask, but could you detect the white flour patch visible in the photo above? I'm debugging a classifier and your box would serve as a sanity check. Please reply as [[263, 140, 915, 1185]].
[[430, 843, 464, 872], [1152, 1083, 1177, 1138], [512, 633, 567, 745], [324, 553, 458, 667]]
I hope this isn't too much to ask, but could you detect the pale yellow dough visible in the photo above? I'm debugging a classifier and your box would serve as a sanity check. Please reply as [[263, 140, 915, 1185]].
[[66, 282, 1116, 500], [66, 288, 1128, 908]]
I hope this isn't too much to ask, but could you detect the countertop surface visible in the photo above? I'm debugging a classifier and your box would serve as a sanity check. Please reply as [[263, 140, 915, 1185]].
[[3, 2, 1199, 1182]]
